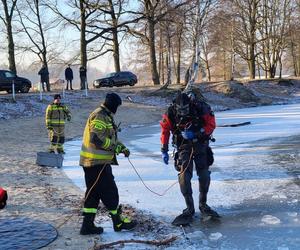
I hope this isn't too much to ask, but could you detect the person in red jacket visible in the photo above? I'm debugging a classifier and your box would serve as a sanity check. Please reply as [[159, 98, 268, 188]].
[[0, 187, 7, 209], [160, 91, 218, 221]]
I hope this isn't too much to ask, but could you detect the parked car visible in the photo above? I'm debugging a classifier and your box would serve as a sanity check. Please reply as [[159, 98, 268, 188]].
[[0, 70, 32, 93], [93, 71, 137, 88]]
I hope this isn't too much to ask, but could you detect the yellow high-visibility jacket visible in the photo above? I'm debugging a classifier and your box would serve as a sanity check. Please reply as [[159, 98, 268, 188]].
[[45, 103, 71, 128], [80, 105, 120, 167]]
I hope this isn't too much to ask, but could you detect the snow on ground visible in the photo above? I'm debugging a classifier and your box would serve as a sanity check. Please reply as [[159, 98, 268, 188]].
[[0, 89, 169, 120], [63, 103, 300, 249]]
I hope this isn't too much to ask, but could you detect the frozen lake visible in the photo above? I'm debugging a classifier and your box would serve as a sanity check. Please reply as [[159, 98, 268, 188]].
[[63, 103, 300, 249]]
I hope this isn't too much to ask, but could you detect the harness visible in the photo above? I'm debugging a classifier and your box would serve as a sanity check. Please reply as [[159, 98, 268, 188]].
[[169, 103, 205, 147]]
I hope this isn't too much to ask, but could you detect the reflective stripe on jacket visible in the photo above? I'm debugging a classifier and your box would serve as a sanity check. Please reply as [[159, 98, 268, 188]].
[[80, 105, 119, 167], [45, 103, 71, 128]]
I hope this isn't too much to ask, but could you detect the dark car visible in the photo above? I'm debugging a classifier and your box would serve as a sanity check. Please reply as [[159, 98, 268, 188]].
[[0, 70, 32, 93], [93, 71, 137, 88]]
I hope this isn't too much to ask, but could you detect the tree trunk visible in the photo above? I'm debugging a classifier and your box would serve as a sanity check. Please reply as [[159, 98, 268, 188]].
[[206, 61, 211, 82], [148, 19, 160, 85], [279, 59, 282, 78], [185, 50, 196, 85], [7, 22, 16, 73], [230, 52, 234, 81], [158, 23, 163, 81], [223, 50, 226, 80], [112, 28, 120, 72], [109, 0, 120, 72], [291, 43, 297, 76], [184, 67, 190, 85], [176, 44, 181, 84], [270, 65, 276, 78], [80, 0, 87, 68], [176, 28, 182, 84], [256, 58, 261, 79], [2, 0, 17, 73], [249, 44, 256, 79]]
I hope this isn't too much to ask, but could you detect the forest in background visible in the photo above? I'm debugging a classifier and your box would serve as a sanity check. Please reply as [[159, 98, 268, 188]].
[[0, 0, 300, 86]]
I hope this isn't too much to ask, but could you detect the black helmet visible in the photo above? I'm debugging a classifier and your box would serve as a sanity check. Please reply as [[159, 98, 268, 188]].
[[104, 93, 122, 114], [174, 92, 190, 117], [54, 94, 61, 100]]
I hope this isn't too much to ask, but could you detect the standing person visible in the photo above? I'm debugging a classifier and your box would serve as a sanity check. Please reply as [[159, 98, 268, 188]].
[[79, 92, 136, 235], [160, 91, 219, 224], [45, 94, 71, 154], [65, 64, 74, 90], [38, 64, 50, 92], [79, 65, 87, 90]]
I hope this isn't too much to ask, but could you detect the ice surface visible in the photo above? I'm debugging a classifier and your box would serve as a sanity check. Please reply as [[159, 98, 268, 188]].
[[63, 103, 300, 249]]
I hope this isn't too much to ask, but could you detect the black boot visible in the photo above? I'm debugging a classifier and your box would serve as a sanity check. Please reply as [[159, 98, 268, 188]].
[[183, 195, 195, 216], [199, 203, 220, 218], [80, 213, 103, 235], [109, 205, 137, 232]]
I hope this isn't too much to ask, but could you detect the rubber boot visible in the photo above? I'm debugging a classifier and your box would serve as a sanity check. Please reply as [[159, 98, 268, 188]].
[[199, 203, 220, 218], [199, 191, 207, 205], [182, 195, 195, 216], [80, 213, 103, 235], [109, 206, 137, 232], [57, 145, 65, 154], [57, 149, 65, 154], [48, 144, 55, 153]]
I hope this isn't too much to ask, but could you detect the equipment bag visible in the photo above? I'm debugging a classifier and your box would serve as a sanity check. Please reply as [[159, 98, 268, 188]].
[[0, 187, 7, 209]]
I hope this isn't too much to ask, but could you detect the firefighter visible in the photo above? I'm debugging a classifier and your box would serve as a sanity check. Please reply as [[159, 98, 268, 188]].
[[79, 92, 136, 235], [45, 94, 71, 154], [160, 91, 218, 219]]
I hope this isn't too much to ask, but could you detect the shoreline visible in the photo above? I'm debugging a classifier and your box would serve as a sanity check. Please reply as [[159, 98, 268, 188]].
[[0, 96, 165, 250]]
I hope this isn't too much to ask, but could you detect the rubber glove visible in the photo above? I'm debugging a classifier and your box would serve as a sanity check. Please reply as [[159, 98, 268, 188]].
[[181, 130, 195, 140], [115, 143, 125, 155], [122, 147, 130, 157], [162, 152, 169, 165]]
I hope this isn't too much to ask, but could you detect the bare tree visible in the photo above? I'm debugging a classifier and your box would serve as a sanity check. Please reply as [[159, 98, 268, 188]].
[[46, 0, 109, 68], [135, 0, 162, 85], [183, 0, 215, 85], [16, 0, 65, 91], [0, 0, 18, 73], [108, 0, 122, 72], [130, 0, 190, 85], [258, 0, 292, 78], [231, 0, 261, 79], [203, 7, 232, 80], [16, 0, 58, 67], [95, 0, 142, 72], [287, 0, 300, 76], [159, 1, 174, 89], [46, 0, 141, 72], [199, 31, 212, 81], [174, 13, 185, 84]]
